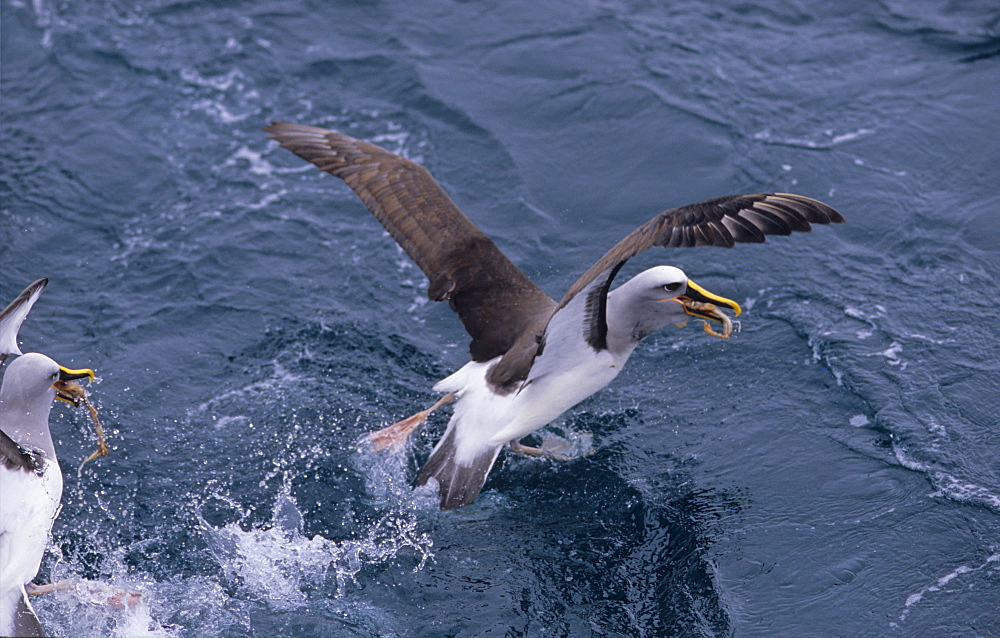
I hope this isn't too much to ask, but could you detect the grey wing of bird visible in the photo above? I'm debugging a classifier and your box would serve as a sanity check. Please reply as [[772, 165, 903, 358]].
[[0, 278, 48, 366]]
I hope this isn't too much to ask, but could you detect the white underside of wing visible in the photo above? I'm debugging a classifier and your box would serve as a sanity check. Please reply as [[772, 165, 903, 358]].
[[0, 284, 46, 359]]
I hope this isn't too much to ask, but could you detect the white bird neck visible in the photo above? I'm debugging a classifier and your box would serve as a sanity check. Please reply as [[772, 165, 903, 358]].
[[605, 281, 681, 360], [0, 387, 58, 459], [605, 287, 647, 361]]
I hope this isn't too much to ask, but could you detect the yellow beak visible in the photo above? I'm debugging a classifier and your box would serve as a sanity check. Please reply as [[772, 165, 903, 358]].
[[673, 279, 741, 322], [53, 365, 95, 405]]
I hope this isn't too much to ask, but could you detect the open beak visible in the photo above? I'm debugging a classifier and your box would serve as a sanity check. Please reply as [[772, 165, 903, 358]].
[[53, 366, 95, 406], [673, 280, 742, 323]]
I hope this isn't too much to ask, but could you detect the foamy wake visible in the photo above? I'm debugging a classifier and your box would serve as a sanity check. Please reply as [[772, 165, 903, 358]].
[[892, 445, 1000, 513], [892, 551, 1000, 626], [31, 574, 168, 638]]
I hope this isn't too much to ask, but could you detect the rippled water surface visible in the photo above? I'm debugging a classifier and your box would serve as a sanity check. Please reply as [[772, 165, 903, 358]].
[[2, 0, 999, 636]]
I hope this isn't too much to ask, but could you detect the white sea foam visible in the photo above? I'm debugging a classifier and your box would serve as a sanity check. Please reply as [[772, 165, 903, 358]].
[[844, 304, 885, 321], [892, 445, 1000, 512], [753, 127, 875, 149], [894, 552, 1000, 625], [843, 305, 883, 341], [109, 229, 174, 265], [928, 473, 1000, 511], [226, 145, 274, 176], [831, 129, 875, 144], [849, 414, 870, 427], [924, 417, 947, 438], [190, 98, 252, 123], [179, 67, 242, 92], [370, 132, 413, 157], [243, 189, 287, 211], [878, 341, 905, 367]]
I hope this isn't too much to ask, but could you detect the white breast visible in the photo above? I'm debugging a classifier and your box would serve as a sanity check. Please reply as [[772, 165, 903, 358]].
[[430, 274, 632, 461], [0, 458, 63, 594], [432, 345, 624, 461], [494, 349, 621, 445]]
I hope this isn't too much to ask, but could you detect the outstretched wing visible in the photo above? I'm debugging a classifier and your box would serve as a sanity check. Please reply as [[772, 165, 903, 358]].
[[264, 123, 556, 362], [556, 193, 844, 351], [0, 277, 48, 365]]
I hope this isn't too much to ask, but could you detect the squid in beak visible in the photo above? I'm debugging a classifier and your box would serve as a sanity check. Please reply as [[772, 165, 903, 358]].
[[53, 366, 95, 406], [674, 280, 742, 339], [51, 365, 108, 475]]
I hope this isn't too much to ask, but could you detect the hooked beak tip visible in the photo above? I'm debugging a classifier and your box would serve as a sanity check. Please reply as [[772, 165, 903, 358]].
[[53, 366, 95, 405], [679, 280, 741, 319]]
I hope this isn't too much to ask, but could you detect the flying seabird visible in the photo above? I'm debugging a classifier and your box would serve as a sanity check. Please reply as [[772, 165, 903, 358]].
[[264, 122, 844, 510], [0, 278, 48, 368], [0, 353, 94, 637]]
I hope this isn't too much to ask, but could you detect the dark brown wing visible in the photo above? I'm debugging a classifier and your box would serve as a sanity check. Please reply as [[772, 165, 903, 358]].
[[0, 429, 43, 474], [264, 122, 556, 362], [557, 193, 844, 351]]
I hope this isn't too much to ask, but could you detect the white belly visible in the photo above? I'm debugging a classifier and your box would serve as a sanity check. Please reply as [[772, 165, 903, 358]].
[[433, 346, 624, 464], [493, 350, 622, 444], [0, 459, 62, 595]]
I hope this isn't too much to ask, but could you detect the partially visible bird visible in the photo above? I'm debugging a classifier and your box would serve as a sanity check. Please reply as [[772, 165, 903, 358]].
[[1, 278, 95, 637], [264, 121, 844, 510], [0, 353, 94, 638]]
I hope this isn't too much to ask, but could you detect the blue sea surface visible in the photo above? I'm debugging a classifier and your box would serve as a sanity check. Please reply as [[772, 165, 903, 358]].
[[2, 0, 999, 636]]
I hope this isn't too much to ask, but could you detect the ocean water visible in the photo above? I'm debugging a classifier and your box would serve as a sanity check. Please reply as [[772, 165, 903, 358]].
[[2, 0, 999, 636]]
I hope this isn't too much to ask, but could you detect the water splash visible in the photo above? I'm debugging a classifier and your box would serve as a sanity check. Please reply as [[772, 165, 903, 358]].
[[33, 558, 172, 637], [200, 472, 433, 607]]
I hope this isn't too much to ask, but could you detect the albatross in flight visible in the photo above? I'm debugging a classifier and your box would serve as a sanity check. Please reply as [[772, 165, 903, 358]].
[[1, 281, 94, 637], [264, 122, 844, 510]]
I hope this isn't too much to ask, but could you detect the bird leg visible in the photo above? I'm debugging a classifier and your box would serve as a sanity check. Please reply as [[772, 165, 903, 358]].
[[26, 580, 76, 595], [508, 437, 575, 462], [368, 393, 456, 452], [27, 579, 142, 608]]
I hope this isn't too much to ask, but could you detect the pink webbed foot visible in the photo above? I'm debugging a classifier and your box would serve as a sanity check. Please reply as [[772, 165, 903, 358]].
[[368, 393, 455, 452]]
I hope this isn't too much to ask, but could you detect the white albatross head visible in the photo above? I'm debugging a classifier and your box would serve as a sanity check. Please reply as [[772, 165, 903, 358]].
[[606, 266, 742, 350], [0, 352, 94, 458]]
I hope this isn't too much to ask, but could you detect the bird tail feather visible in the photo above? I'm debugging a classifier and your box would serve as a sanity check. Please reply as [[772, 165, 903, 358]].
[[417, 427, 501, 510], [1, 587, 45, 638]]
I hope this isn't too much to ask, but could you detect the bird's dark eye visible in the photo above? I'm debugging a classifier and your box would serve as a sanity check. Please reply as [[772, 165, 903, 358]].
[[50, 372, 59, 380], [663, 282, 682, 292]]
